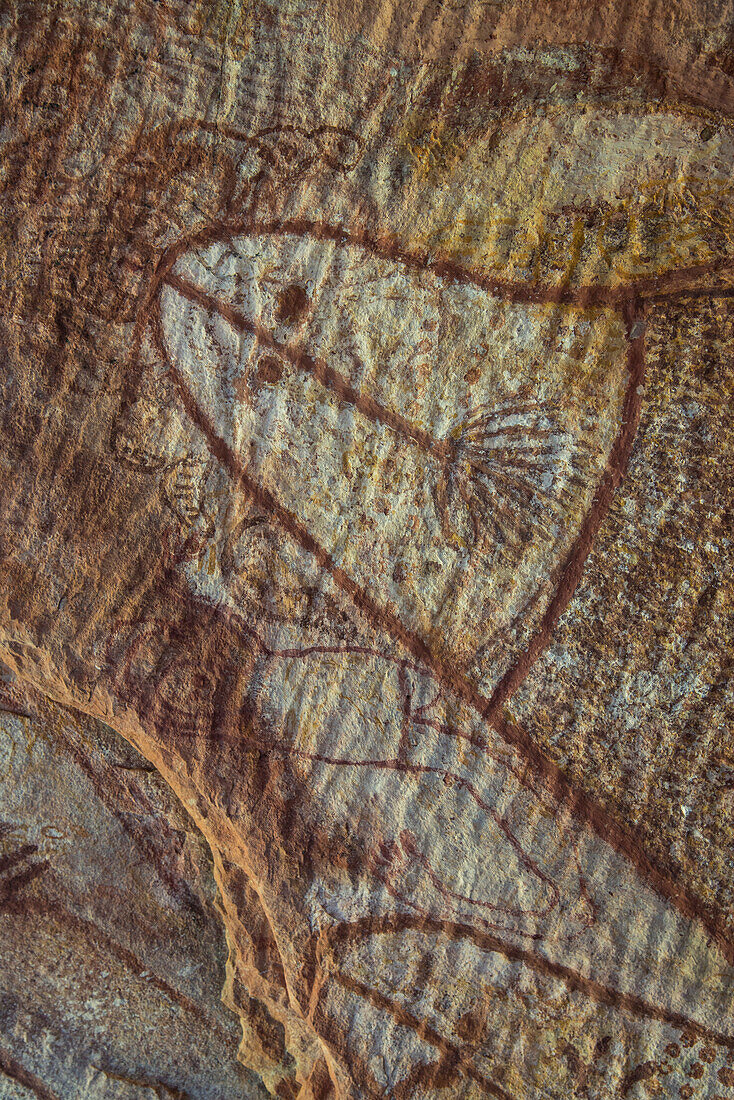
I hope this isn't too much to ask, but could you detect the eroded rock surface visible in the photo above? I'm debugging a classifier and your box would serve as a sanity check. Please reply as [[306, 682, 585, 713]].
[[0, 666, 267, 1099], [1, 1, 734, 1096]]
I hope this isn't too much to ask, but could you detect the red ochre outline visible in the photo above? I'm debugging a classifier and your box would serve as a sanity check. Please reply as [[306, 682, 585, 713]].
[[304, 912, 734, 1099], [139, 219, 734, 1071], [322, 916, 734, 1052]]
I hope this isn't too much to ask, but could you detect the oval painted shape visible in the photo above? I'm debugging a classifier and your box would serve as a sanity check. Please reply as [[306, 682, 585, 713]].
[[157, 225, 631, 695], [147, 228, 734, 1053]]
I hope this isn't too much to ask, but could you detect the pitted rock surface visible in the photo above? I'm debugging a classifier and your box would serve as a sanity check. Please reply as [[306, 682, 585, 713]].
[[1, 2, 734, 1097]]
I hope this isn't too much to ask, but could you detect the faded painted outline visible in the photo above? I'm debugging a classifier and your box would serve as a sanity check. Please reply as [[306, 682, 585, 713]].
[[136, 218, 734, 1082], [142, 216, 734, 964], [318, 914, 734, 1049]]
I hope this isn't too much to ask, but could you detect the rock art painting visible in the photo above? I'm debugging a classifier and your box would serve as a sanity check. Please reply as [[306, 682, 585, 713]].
[[1, 1, 734, 1097]]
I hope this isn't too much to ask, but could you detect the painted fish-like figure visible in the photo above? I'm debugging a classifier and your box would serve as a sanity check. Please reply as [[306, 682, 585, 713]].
[[150, 226, 734, 1086], [158, 226, 630, 689]]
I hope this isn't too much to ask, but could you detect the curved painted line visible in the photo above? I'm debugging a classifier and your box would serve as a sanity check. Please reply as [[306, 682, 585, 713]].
[[144, 224, 734, 973], [323, 914, 734, 1048]]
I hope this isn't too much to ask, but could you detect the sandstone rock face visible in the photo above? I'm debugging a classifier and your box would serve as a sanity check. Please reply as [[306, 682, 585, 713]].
[[1, 1, 734, 1097], [0, 666, 267, 1099]]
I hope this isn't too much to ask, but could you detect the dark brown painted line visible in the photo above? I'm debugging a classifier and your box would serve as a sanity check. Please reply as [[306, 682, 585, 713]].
[[52, 716, 194, 908], [151, 216, 734, 315], [160, 268, 640, 722], [491, 709, 734, 968], [625, 260, 734, 299], [475, 286, 734, 964], [0, 844, 37, 877], [150, 225, 734, 969], [0, 704, 33, 719], [480, 297, 646, 716], [310, 997, 428, 1100], [151, 303, 441, 674], [331, 971, 515, 1098], [151, 294, 734, 971], [326, 915, 734, 1048], [0, 1047, 61, 1100], [383, 1051, 462, 1100], [648, 51, 734, 119], [646, 286, 734, 304], [163, 272, 450, 461], [0, 860, 49, 904], [152, 216, 621, 310]]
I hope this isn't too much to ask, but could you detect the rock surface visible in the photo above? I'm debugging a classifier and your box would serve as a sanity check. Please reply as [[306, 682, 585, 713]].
[[1, 1, 734, 1096], [0, 665, 267, 1099]]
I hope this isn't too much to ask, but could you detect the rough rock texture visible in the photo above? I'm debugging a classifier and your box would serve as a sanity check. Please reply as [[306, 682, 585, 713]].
[[1, 1, 734, 1097], [0, 665, 267, 1099]]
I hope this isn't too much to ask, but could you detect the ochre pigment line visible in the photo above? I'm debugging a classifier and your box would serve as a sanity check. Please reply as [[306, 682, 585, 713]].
[[152, 293, 734, 972], [324, 915, 734, 1048], [17, 898, 234, 1042], [0, 1048, 61, 1100], [152, 218, 734, 314], [480, 297, 647, 715], [329, 971, 516, 1098], [7, 8, 734, 1096], [163, 272, 450, 460]]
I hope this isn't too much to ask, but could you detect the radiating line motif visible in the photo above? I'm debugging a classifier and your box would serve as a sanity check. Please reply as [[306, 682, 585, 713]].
[[115, 131, 734, 1094], [164, 258, 602, 558], [436, 396, 598, 547]]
